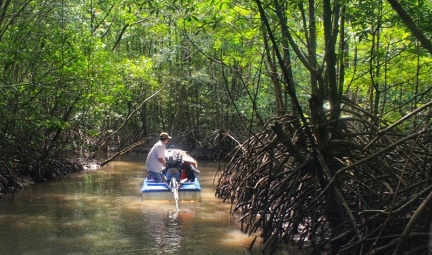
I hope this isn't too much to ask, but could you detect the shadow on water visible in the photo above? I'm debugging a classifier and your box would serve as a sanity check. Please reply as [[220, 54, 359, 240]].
[[0, 154, 260, 255]]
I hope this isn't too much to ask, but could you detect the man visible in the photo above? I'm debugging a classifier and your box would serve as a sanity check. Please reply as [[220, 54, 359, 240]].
[[146, 132, 171, 183]]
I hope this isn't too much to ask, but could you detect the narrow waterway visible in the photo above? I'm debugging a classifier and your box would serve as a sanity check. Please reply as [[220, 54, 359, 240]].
[[0, 154, 272, 255]]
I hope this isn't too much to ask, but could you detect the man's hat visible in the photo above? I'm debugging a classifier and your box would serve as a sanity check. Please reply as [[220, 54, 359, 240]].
[[160, 132, 172, 139]]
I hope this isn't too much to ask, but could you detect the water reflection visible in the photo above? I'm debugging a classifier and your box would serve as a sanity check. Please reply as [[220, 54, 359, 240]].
[[142, 208, 194, 254], [0, 154, 258, 255]]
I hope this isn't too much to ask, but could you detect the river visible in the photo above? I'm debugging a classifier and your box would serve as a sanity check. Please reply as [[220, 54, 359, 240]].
[[0, 154, 302, 255]]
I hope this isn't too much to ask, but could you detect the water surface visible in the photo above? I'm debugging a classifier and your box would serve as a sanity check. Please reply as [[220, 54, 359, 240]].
[[0, 154, 261, 255]]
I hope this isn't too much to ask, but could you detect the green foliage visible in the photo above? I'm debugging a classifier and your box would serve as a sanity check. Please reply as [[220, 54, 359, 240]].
[[0, 0, 431, 170]]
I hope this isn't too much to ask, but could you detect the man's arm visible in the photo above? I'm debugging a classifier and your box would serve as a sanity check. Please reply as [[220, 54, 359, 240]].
[[158, 157, 166, 167]]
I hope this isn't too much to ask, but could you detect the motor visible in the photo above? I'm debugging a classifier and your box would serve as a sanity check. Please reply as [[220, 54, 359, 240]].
[[163, 151, 183, 182]]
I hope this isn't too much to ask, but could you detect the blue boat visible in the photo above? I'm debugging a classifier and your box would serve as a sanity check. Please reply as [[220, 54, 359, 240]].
[[141, 178, 201, 201], [141, 148, 201, 201]]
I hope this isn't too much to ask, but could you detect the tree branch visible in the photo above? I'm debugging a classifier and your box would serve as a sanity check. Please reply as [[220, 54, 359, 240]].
[[387, 0, 432, 55], [91, 88, 163, 158]]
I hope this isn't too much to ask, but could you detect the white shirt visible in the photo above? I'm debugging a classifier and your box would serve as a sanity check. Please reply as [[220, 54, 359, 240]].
[[146, 140, 165, 173]]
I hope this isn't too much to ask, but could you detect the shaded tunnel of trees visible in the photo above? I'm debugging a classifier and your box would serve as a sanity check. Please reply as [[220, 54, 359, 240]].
[[1, 0, 432, 254]]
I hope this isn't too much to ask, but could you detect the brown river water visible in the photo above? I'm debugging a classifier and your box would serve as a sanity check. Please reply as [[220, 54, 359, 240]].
[[0, 154, 305, 255]]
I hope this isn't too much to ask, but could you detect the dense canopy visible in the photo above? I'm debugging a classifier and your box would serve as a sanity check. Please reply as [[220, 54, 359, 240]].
[[0, 0, 432, 254]]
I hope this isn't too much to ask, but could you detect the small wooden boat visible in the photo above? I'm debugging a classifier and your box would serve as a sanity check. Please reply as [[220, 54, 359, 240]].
[[141, 148, 201, 201]]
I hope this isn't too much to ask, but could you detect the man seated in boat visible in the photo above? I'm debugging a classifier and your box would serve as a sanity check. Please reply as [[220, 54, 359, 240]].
[[180, 162, 200, 182]]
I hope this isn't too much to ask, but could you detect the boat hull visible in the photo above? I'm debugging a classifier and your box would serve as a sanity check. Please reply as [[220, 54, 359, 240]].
[[141, 178, 201, 201]]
